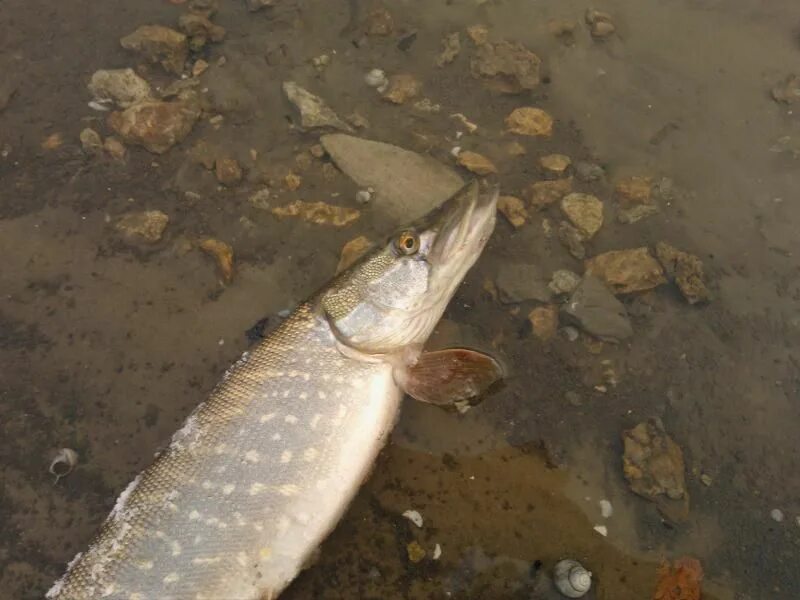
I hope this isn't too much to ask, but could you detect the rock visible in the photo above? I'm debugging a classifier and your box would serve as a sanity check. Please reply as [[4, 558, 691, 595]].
[[199, 238, 234, 283], [528, 177, 572, 209], [771, 74, 800, 104], [585, 9, 616, 39], [88, 68, 152, 108], [346, 111, 369, 129], [381, 74, 421, 104], [561, 276, 632, 341], [558, 221, 585, 260], [622, 419, 689, 519], [115, 210, 169, 244], [585, 248, 666, 294], [40, 132, 63, 150], [506, 141, 526, 156], [320, 134, 463, 221], [654, 558, 703, 600], [103, 136, 127, 160], [310, 144, 325, 159], [495, 263, 553, 303], [364, 6, 394, 36], [548, 19, 577, 43], [215, 158, 242, 185], [120, 25, 188, 75], [465, 24, 489, 46], [575, 161, 605, 182], [505, 107, 553, 137], [539, 153, 571, 174], [284, 172, 301, 191], [456, 151, 497, 175], [615, 176, 652, 207], [188, 0, 218, 17], [246, 0, 276, 11], [282, 81, 353, 132], [655, 242, 711, 304], [192, 59, 210, 77], [470, 40, 541, 93], [770, 508, 784, 523], [271, 200, 360, 227], [107, 100, 199, 154], [80, 128, 104, 154], [529, 305, 559, 341], [337, 236, 372, 273], [497, 195, 528, 229], [548, 269, 581, 295], [406, 541, 426, 563], [618, 203, 659, 224], [560, 193, 604, 239], [178, 13, 226, 46], [364, 68, 388, 88], [700, 474, 713, 487], [436, 32, 461, 67]]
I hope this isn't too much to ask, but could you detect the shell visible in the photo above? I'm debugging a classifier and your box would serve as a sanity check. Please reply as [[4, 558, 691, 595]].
[[50, 448, 79, 483], [553, 559, 592, 598]]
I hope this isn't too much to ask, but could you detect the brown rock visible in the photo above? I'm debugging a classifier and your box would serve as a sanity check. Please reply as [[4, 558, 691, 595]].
[[436, 32, 461, 67], [310, 144, 325, 159], [41, 133, 63, 150], [615, 176, 652, 207], [365, 6, 394, 36], [192, 59, 209, 77], [465, 24, 489, 46], [178, 13, 226, 44], [771, 74, 800, 104], [506, 141, 526, 156], [654, 558, 703, 600], [107, 100, 199, 154], [585, 248, 666, 294], [406, 541, 426, 563], [456, 151, 497, 175], [283, 81, 353, 132], [548, 19, 577, 42], [271, 200, 360, 226], [199, 238, 234, 283], [284, 172, 302, 191], [215, 158, 242, 185], [585, 9, 616, 39], [622, 419, 688, 520], [470, 40, 541, 93], [103, 136, 127, 161], [337, 236, 372, 273], [558, 221, 585, 260], [80, 128, 103, 154], [528, 305, 559, 341], [497, 195, 528, 229], [115, 210, 169, 244], [655, 242, 712, 304], [527, 177, 572, 210], [505, 107, 553, 136], [382, 74, 421, 104], [88, 68, 152, 107], [618, 203, 659, 224], [120, 25, 189, 75], [560, 193, 603, 239], [539, 153, 571, 174]]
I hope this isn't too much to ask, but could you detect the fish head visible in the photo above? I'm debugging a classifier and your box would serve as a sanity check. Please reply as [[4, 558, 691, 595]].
[[321, 181, 498, 355]]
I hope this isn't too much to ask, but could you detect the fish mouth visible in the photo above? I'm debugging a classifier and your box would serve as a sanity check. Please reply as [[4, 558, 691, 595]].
[[428, 180, 498, 265]]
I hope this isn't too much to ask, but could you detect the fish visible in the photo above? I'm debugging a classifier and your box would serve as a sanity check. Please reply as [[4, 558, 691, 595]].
[[47, 180, 500, 600]]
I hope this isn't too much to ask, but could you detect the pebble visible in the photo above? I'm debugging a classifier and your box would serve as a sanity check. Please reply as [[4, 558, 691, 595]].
[[178, 13, 226, 46], [505, 107, 553, 137], [402, 509, 424, 528], [770, 509, 784, 523], [506, 141, 526, 156], [528, 178, 573, 210], [199, 238, 234, 283], [497, 195, 528, 229], [562, 327, 580, 342], [215, 158, 243, 185], [528, 305, 559, 341], [615, 176, 653, 207], [561, 276, 633, 341], [558, 221, 585, 260], [284, 172, 301, 191], [575, 161, 605, 182], [465, 24, 489, 46], [539, 153, 571, 174], [585, 248, 666, 294], [585, 9, 616, 39], [700, 474, 713, 487], [436, 32, 462, 67], [120, 25, 188, 75], [365, 6, 394, 36], [655, 242, 712, 304], [192, 59, 209, 77], [88, 68, 152, 107], [560, 193, 604, 239], [406, 541, 426, 563], [248, 188, 271, 210], [115, 210, 169, 244], [470, 40, 541, 93], [771, 74, 800, 104], [432, 544, 442, 560], [549, 269, 581, 295], [355, 189, 373, 204], [593, 525, 608, 537], [283, 81, 353, 132], [382, 74, 421, 104], [107, 100, 200, 154], [80, 128, 104, 154], [103, 137, 126, 161], [456, 151, 497, 175], [41, 133, 63, 150], [364, 68, 388, 88], [599, 499, 613, 519]]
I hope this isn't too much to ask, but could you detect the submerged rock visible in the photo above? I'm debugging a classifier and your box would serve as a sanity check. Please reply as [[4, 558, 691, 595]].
[[283, 81, 352, 132], [320, 134, 463, 220], [528, 178, 572, 210], [548, 269, 581, 295], [107, 100, 199, 154], [505, 107, 553, 137], [465, 24, 489, 46], [560, 193, 603, 239], [497, 195, 528, 229], [120, 25, 188, 75], [561, 276, 632, 341], [585, 248, 666, 294], [529, 305, 559, 341], [539, 153, 571, 174], [271, 200, 360, 227], [381, 74, 421, 104], [470, 40, 541, 93], [178, 13, 226, 45], [436, 32, 461, 67], [456, 151, 497, 175], [199, 238, 234, 283], [585, 9, 616, 39], [655, 242, 711, 304], [215, 158, 242, 185], [495, 263, 552, 303], [115, 210, 169, 244], [246, 0, 277, 11], [88, 68, 152, 107], [80, 128, 104, 155], [575, 161, 605, 182], [364, 6, 394, 36], [615, 176, 652, 207], [771, 74, 800, 104], [558, 221, 585, 260]]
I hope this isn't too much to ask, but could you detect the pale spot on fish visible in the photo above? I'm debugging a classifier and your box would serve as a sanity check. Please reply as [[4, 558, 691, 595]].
[[201, 480, 215, 490], [317, 390, 327, 399], [192, 557, 222, 565], [276, 516, 290, 533], [136, 559, 154, 571], [282, 390, 290, 398], [215, 465, 227, 474], [299, 392, 308, 400], [309, 414, 322, 430], [193, 535, 203, 546], [233, 512, 246, 526], [280, 450, 293, 463], [236, 552, 248, 567], [244, 450, 260, 463], [254, 522, 264, 532], [305, 357, 312, 364], [222, 484, 235, 495], [289, 370, 298, 378], [284, 415, 298, 424], [260, 413, 276, 423], [278, 484, 299, 496], [249, 483, 266, 495], [271, 433, 282, 441], [352, 378, 364, 389], [303, 447, 319, 462], [322, 374, 330, 381], [129, 594, 144, 600], [102, 584, 116, 595], [214, 443, 226, 454], [189, 510, 200, 521], [171, 541, 182, 556], [315, 479, 328, 491], [335, 375, 344, 384], [303, 373, 310, 381], [259, 547, 272, 560], [295, 511, 311, 524], [164, 572, 180, 584]]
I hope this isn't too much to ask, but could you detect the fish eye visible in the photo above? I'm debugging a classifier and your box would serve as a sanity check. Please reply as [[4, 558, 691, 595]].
[[394, 231, 420, 255]]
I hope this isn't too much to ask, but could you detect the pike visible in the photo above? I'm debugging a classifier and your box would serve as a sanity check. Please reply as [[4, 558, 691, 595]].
[[48, 181, 500, 600]]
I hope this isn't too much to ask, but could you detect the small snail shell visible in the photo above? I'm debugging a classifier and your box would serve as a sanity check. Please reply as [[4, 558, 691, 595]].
[[553, 559, 592, 598], [50, 448, 79, 484]]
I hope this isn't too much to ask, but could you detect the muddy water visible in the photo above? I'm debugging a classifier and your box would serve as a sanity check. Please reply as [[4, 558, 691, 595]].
[[1, 0, 799, 598]]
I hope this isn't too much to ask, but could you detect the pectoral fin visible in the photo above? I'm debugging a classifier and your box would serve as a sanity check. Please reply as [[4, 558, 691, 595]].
[[397, 348, 503, 407]]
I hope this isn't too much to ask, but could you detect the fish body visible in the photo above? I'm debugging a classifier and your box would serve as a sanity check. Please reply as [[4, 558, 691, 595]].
[[48, 181, 498, 599]]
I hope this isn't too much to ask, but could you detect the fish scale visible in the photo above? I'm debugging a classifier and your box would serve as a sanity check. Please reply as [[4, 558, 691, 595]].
[[49, 303, 402, 600]]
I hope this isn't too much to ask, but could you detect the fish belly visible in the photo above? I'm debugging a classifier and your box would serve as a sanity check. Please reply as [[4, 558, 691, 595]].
[[48, 306, 402, 600]]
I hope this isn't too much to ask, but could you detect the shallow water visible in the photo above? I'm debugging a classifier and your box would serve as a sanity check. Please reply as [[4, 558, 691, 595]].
[[1, 0, 799, 598]]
